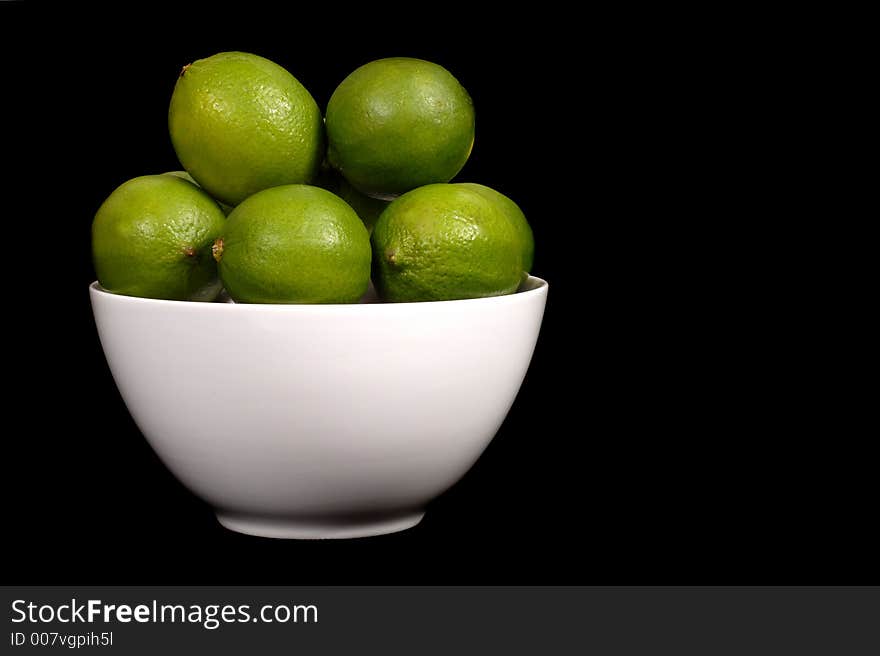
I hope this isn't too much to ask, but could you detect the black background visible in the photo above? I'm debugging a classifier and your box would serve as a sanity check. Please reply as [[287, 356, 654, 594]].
[[2, 6, 873, 584]]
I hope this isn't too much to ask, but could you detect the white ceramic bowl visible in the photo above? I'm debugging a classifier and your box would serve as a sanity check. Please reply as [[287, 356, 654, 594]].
[[90, 277, 548, 539]]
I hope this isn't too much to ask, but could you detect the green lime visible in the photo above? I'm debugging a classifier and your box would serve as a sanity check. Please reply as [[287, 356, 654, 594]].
[[371, 183, 522, 302], [334, 175, 390, 233], [169, 51, 324, 207], [162, 170, 233, 214], [92, 174, 226, 301], [456, 183, 534, 274], [326, 57, 475, 197], [314, 166, 389, 233], [214, 185, 371, 304]]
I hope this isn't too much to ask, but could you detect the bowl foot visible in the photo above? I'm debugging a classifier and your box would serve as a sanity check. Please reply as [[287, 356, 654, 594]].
[[215, 510, 425, 539]]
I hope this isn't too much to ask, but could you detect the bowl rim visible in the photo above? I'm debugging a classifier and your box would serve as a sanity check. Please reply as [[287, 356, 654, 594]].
[[89, 276, 548, 310]]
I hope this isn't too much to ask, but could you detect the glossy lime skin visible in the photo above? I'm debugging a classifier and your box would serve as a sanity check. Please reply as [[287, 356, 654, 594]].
[[371, 183, 521, 302], [92, 175, 226, 301], [169, 51, 325, 207], [216, 185, 371, 304], [456, 183, 534, 274], [326, 58, 475, 197]]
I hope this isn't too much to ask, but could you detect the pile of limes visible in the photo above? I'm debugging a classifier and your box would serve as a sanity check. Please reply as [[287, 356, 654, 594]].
[[92, 52, 534, 304]]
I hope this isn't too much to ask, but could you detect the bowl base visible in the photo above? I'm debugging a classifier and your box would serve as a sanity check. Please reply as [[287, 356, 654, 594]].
[[215, 510, 425, 540]]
